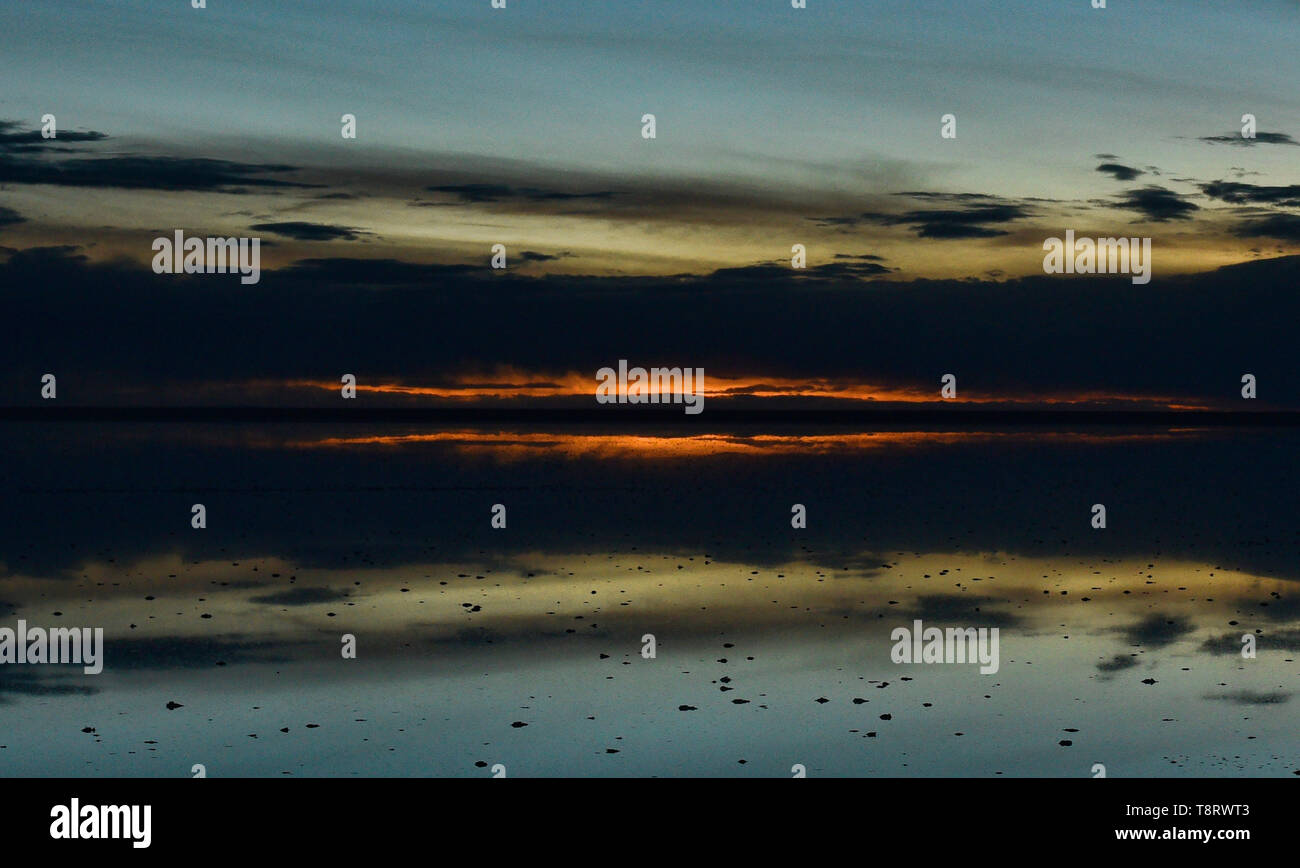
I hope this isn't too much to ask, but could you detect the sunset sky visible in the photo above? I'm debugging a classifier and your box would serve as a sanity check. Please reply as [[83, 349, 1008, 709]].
[[2, 0, 1298, 407]]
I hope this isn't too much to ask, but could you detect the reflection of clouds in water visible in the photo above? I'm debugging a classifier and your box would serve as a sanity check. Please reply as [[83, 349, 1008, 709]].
[[1, 427, 1299, 776], [889, 593, 1024, 629], [1205, 690, 1291, 705], [0, 669, 98, 702], [106, 636, 291, 670], [1113, 613, 1196, 649], [1095, 653, 1140, 675], [250, 587, 350, 606], [1201, 628, 1300, 654]]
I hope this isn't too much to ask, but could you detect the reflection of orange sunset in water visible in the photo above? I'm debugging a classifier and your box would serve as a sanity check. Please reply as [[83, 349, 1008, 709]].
[[281, 428, 1209, 460]]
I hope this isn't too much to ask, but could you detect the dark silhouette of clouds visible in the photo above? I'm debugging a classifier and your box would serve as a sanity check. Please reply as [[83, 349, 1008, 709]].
[[1200, 131, 1299, 147], [1235, 213, 1300, 241], [4, 246, 1300, 409], [1199, 181, 1300, 207], [709, 259, 894, 281], [0, 154, 313, 192], [250, 222, 368, 242], [1115, 186, 1199, 221], [0, 119, 312, 192], [813, 193, 1034, 238], [0, 120, 107, 154], [425, 183, 617, 204], [1096, 163, 1144, 181]]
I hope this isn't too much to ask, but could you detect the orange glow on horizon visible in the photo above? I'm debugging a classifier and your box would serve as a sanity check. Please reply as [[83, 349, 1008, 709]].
[[257, 369, 1213, 410]]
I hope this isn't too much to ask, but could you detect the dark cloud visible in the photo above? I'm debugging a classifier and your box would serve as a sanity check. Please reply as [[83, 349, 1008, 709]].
[[0, 121, 313, 192], [1200, 181, 1300, 208], [519, 251, 572, 262], [425, 183, 617, 204], [0, 120, 108, 154], [275, 257, 480, 284], [1199, 131, 1299, 147], [1096, 163, 1144, 181], [813, 194, 1033, 239], [1115, 186, 1199, 221], [0, 206, 25, 228], [5, 246, 1300, 409], [1234, 213, 1300, 241], [250, 221, 368, 242], [709, 259, 894, 281], [0, 154, 313, 192]]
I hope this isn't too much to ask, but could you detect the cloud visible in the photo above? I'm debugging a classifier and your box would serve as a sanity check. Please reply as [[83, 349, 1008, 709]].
[[1199, 131, 1299, 147], [1115, 186, 1199, 221], [1199, 181, 1300, 208], [1234, 213, 1300, 241], [0, 120, 313, 192], [1096, 163, 1144, 181], [0, 154, 314, 192], [0, 206, 25, 229], [709, 259, 894, 281], [519, 251, 572, 263], [424, 183, 617, 204], [250, 221, 369, 242], [0, 120, 108, 154], [276, 257, 481, 284], [812, 193, 1034, 239], [8, 245, 1300, 423]]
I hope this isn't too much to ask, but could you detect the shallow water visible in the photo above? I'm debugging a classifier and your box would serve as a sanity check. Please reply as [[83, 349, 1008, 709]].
[[1, 422, 1296, 776]]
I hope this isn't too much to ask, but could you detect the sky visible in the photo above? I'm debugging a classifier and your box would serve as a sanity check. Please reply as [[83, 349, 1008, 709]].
[[1, 0, 1299, 407], [3, 4, 1300, 781]]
